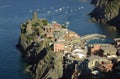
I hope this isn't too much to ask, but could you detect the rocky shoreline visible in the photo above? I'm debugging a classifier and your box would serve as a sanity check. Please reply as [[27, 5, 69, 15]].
[[89, 0, 120, 30]]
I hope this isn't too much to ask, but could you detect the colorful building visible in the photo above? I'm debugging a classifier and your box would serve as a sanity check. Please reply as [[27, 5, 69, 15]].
[[44, 24, 54, 33], [43, 24, 54, 38], [52, 21, 62, 32], [97, 60, 113, 72], [54, 42, 64, 52], [91, 44, 101, 54]]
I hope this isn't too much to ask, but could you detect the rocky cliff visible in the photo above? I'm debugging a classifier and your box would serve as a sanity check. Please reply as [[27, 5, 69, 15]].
[[16, 11, 63, 79], [90, 0, 120, 29]]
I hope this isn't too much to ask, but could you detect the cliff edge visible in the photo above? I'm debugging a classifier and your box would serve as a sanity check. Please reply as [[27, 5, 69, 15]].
[[16, 11, 63, 79], [90, 0, 120, 30]]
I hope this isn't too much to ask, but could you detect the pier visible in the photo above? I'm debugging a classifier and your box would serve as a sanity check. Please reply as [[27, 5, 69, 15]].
[[80, 34, 106, 43]]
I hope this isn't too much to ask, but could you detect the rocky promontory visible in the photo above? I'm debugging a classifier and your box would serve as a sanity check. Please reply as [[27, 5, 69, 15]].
[[17, 11, 120, 79], [17, 11, 64, 79], [17, 11, 82, 79], [90, 0, 120, 30]]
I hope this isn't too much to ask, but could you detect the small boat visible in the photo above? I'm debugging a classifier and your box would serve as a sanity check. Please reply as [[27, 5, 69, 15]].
[[59, 8, 62, 11], [81, 6, 84, 9], [55, 9, 58, 12], [37, 9, 40, 11], [29, 9, 32, 13], [65, 11, 68, 14], [47, 11, 51, 13], [78, 7, 81, 9], [70, 10, 73, 12]]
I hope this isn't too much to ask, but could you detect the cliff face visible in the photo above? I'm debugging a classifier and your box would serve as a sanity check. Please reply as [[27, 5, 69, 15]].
[[17, 11, 63, 79], [35, 52, 63, 79], [90, 0, 120, 29]]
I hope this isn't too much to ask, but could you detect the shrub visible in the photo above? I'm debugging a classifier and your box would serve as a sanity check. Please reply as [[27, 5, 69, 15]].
[[42, 20, 48, 26], [62, 25, 66, 28], [32, 22, 39, 27]]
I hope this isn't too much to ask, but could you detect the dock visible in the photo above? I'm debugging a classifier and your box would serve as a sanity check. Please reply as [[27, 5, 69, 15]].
[[80, 34, 106, 43]]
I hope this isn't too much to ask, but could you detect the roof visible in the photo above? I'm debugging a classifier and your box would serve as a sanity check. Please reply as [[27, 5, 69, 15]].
[[73, 49, 85, 53], [114, 38, 120, 41]]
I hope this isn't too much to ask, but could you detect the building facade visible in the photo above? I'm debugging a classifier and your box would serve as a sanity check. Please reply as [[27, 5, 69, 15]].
[[54, 42, 64, 52]]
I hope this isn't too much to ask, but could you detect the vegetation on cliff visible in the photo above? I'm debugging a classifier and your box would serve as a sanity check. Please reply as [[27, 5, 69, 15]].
[[90, 0, 120, 29], [17, 11, 63, 79]]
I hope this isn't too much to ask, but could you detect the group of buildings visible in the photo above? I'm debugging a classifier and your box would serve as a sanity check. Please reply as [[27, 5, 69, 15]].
[[43, 21, 81, 54], [24, 11, 120, 79], [42, 16, 120, 78]]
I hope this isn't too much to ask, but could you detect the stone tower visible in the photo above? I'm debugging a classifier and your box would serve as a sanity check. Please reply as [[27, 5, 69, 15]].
[[32, 11, 38, 22]]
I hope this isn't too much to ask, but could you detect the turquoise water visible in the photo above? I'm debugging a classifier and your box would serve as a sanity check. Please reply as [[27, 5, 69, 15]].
[[0, 0, 119, 79]]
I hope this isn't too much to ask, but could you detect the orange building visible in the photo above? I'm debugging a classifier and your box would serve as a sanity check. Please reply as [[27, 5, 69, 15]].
[[54, 42, 64, 52]]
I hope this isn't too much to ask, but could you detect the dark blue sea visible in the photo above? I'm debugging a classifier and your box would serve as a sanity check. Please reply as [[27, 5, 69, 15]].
[[0, 0, 119, 79]]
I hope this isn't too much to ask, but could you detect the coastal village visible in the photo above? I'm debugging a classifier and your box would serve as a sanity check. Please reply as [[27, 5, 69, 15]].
[[19, 11, 120, 79]]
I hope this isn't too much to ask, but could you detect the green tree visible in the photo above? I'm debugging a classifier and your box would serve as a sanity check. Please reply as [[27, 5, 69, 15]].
[[42, 20, 48, 26]]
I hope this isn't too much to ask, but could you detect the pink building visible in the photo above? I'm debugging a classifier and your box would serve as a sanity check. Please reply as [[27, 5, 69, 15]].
[[54, 42, 64, 52], [44, 24, 54, 38]]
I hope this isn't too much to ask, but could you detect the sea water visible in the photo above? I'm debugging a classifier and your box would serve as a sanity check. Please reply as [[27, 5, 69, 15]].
[[0, 0, 119, 79]]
